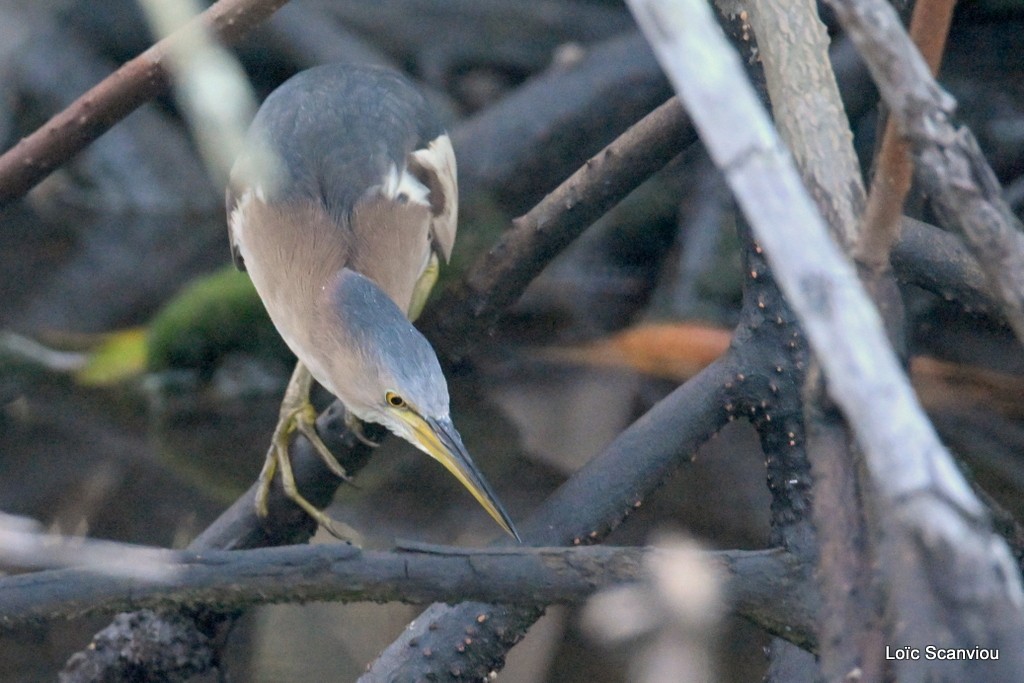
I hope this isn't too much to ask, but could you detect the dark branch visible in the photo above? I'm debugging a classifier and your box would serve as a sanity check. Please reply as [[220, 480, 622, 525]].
[[893, 217, 1000, 317], [422, 96, 694, 366], [0, 544, 803, 637], [451, 30, 672, 213], [363, 358, 739, 679]]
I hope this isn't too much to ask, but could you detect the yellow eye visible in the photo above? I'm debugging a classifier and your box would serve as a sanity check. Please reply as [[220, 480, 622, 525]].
[[386, 391, 406, 408]]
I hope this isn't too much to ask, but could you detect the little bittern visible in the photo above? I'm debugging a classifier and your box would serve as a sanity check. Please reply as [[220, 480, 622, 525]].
[[226, 65, 519, 541]]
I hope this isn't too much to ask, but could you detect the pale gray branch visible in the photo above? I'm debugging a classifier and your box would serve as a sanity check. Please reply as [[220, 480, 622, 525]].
[[825, 0, 1024, 343], [626, 0, 1024, 676]]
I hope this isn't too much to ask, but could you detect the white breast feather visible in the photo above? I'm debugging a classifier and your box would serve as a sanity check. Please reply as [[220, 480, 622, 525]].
[[381, 164, 430, 206]]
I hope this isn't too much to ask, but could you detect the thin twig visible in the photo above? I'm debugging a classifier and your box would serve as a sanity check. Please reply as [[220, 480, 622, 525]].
[[0, 0, 290, 205], [855, 0, 957, 269]]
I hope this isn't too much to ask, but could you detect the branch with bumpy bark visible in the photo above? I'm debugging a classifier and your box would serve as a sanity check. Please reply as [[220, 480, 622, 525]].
[[627, 2, 1024, 683], [422, 96, 694, 366]]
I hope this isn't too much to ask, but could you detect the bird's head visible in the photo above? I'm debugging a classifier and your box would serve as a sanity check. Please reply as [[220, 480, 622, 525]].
[[321, 269, 520, 541]]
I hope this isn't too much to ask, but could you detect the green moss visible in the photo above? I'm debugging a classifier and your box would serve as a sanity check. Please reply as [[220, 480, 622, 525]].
[[147, 266, 293, 376]]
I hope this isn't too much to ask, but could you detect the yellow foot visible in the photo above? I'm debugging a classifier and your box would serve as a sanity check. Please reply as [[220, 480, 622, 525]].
[[254, 362, 363, 544]]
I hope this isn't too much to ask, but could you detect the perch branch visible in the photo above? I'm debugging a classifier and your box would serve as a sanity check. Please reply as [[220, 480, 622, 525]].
[[0, 543, 802, 637]]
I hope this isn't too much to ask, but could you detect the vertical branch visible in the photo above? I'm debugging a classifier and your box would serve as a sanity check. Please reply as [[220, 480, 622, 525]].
[[739, 2, 887, 679], [856, 0, 957, 269], [825, 0, 1024, 344], [743, 0, 866, 247], [626, 1, 1024, 681], [804, 394, 887, 681]]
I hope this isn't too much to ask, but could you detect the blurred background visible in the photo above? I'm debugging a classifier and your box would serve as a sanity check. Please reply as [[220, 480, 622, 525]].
[[1, 0, 1024, 680]]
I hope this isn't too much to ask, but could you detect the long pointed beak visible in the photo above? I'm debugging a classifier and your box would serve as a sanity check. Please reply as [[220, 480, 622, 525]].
[[405, 413, 521, 542]]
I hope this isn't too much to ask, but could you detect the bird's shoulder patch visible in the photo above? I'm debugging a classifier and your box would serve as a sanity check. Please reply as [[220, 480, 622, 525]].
[[406, 133, 458, 263]]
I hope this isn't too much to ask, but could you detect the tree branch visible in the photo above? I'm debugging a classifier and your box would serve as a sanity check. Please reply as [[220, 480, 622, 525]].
[[855, 0, 956, 270], [0, 543, 803, 637], [827, 0, 1024, 344], [362, 357, 739, 679], [628, 0, 1024, 680], [743, 0, 865, 248], [0, 0, 290, 205], [451, 30, 672, 213], [421, 96, 694, 366], [893, 216, 999, 317]]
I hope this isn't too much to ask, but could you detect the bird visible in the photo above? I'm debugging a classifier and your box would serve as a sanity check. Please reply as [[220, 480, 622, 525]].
[[225, 64, 520, 542]]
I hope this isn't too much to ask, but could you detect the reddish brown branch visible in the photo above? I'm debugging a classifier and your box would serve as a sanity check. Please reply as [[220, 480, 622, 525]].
[[0, 0, 290, 205], [856, 0, 956, 269]]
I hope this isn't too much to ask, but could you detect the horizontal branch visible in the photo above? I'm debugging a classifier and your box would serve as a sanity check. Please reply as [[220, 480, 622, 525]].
[[0, 0, 289, 205], [893, 217, 998, 316], [0, 543, 801, 637]]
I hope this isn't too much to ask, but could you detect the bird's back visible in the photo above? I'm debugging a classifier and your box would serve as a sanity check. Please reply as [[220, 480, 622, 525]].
[[237, 65, 446, 221]]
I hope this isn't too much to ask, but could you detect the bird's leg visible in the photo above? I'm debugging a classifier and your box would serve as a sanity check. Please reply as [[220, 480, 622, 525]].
[[254, 362, 362, 541]]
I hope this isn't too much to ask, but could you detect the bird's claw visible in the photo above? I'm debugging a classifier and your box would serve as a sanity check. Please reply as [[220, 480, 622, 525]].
[[253, 363, 363, 543], [345, 412, 381, 449]]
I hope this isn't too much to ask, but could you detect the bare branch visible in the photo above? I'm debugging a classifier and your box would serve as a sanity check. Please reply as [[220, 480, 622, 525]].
[[0, 543, 802, 636], [0, 0, 290, 205], [855, 0, 956, 269], [893, 216, 998, 316], [452, 30, 673, 213], [422, 96, 694, 365], [738, 1, 883, 677], [827, 0, 1024, 344], [363, 358, 740, 680], [627, 0, 1024, 678], [742, 0, 865, 247]]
